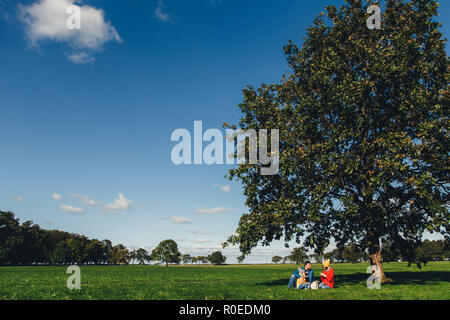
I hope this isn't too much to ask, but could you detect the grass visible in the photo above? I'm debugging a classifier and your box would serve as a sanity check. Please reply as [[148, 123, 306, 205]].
[[0, 261, 449, 300]]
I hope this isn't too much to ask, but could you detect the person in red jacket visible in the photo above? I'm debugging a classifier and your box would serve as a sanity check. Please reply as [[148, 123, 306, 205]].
[[319, 259, 334, 289]]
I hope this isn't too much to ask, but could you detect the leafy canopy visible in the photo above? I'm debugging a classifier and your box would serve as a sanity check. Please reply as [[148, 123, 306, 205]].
[[224, 0, 449, 262], [151, 239, 181, 266], [207, 251, 227, 265]]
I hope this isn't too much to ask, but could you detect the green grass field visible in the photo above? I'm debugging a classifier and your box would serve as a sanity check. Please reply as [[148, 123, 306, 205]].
[[0, 262, 449, 300]]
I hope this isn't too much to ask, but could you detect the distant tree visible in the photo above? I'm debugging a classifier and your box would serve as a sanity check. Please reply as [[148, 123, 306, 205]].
[[272, 255, 282, 264], [444, 239, 450, 260], [51, 240, 72, 265], [324, 248, 343, 263], [422, 240, 446, 261], [207, 251, 227, 265], [396, 239, 449, 267], [191, 256, 198, 264], [381, 240, 401, 263], [151, 239, 181, 267], [102, 239, 114, 264], [341, 243, 364, 263], [129, 249, 137, 263], [413, 243, 432, 267], [282, 256, 290, 264], [181, 254, 192, 264], [135, 248, 150, 265], [384, 238, 443, 268], [289, 247, 309, 265], [86, 239, 106, 264], [309, 253, 323, 263], [66, 236, 88, 265], [0, 212, 25, 265], [0, 210, 133, 266], [16, 220, 47, 265], [196, 256, 209, 264], [108, 244, 130, 265]]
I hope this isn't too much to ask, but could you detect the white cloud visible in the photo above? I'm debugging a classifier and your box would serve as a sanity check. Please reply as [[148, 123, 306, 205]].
[[12, 196, 24, 203], [102, 193, 133, 214], [18, 0, 121, 63], [60, 204, 85, 213], [52, 193, 62, 200], [213, 184, 231, 192], [0, 0, 15, 22], [181, 245, 223, 253], [154, 0, 174, 23], [196, 206, 235, 214], [194, 238, 212, 243], [170, 216, 192, 224], [189, 229, 211, 235], [66, 51, 95, 64], [70, 193, 100, 207]]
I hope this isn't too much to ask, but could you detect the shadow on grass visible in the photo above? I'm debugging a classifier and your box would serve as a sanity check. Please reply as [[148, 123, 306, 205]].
[[259, 271, 450, 288]]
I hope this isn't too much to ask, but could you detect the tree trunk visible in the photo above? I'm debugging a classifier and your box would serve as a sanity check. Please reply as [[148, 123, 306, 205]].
[[368, 236, 387, 282]]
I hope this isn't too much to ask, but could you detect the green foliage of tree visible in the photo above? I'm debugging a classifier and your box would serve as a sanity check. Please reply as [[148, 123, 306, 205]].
[[324, 248, 343, 263], [0, 211, 129, 266], [151, 239, 181, 267], [0, 211, 24, 264], [86, 240, 107, 265], [271, 255, 283, 264], [341, 243, 365, 263], [384, 238, 449, 267], [223, 0, 449, 281], [108, 244, 130, 265], [207, 251, 227, 265], [181, 254, 192, 264], [195, 256, 209, 264], [136, 248, 151, 265], [289, 247, 309, 265], [51, 240, 73, 265], [381, 240, 401, 263]]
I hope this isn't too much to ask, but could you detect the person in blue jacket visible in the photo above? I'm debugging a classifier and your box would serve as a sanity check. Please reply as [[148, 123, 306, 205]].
[[287, 261, 315, 289]]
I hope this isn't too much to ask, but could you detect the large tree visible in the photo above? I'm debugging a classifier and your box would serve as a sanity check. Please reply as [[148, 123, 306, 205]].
[[135, 247, 151, 265], [289, 247, 309, 265], [207, 251, 227, 265], [108, 244, 130, 265], [272, 255, 283, 264], [151, 239, 181, 267], [86, 239, 107, 265], [0, 212, 22, 265], [224, 0, 449, 281]]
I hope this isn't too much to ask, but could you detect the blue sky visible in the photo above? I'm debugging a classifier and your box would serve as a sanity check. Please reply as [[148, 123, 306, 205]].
[[0, 0, 448, 263]]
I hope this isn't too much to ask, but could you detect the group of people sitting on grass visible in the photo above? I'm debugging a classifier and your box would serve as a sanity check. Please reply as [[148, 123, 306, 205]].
[[287, 259, 334, 289]]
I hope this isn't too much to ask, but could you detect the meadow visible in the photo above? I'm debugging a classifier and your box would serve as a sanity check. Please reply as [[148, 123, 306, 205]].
[[0, 261, 449, 300]]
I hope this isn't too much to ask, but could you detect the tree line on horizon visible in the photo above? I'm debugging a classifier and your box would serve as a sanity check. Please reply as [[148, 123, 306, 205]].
[[272, 241, 450, 267], [2, 210, 447, 267], [0, 211, 227, 266]]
